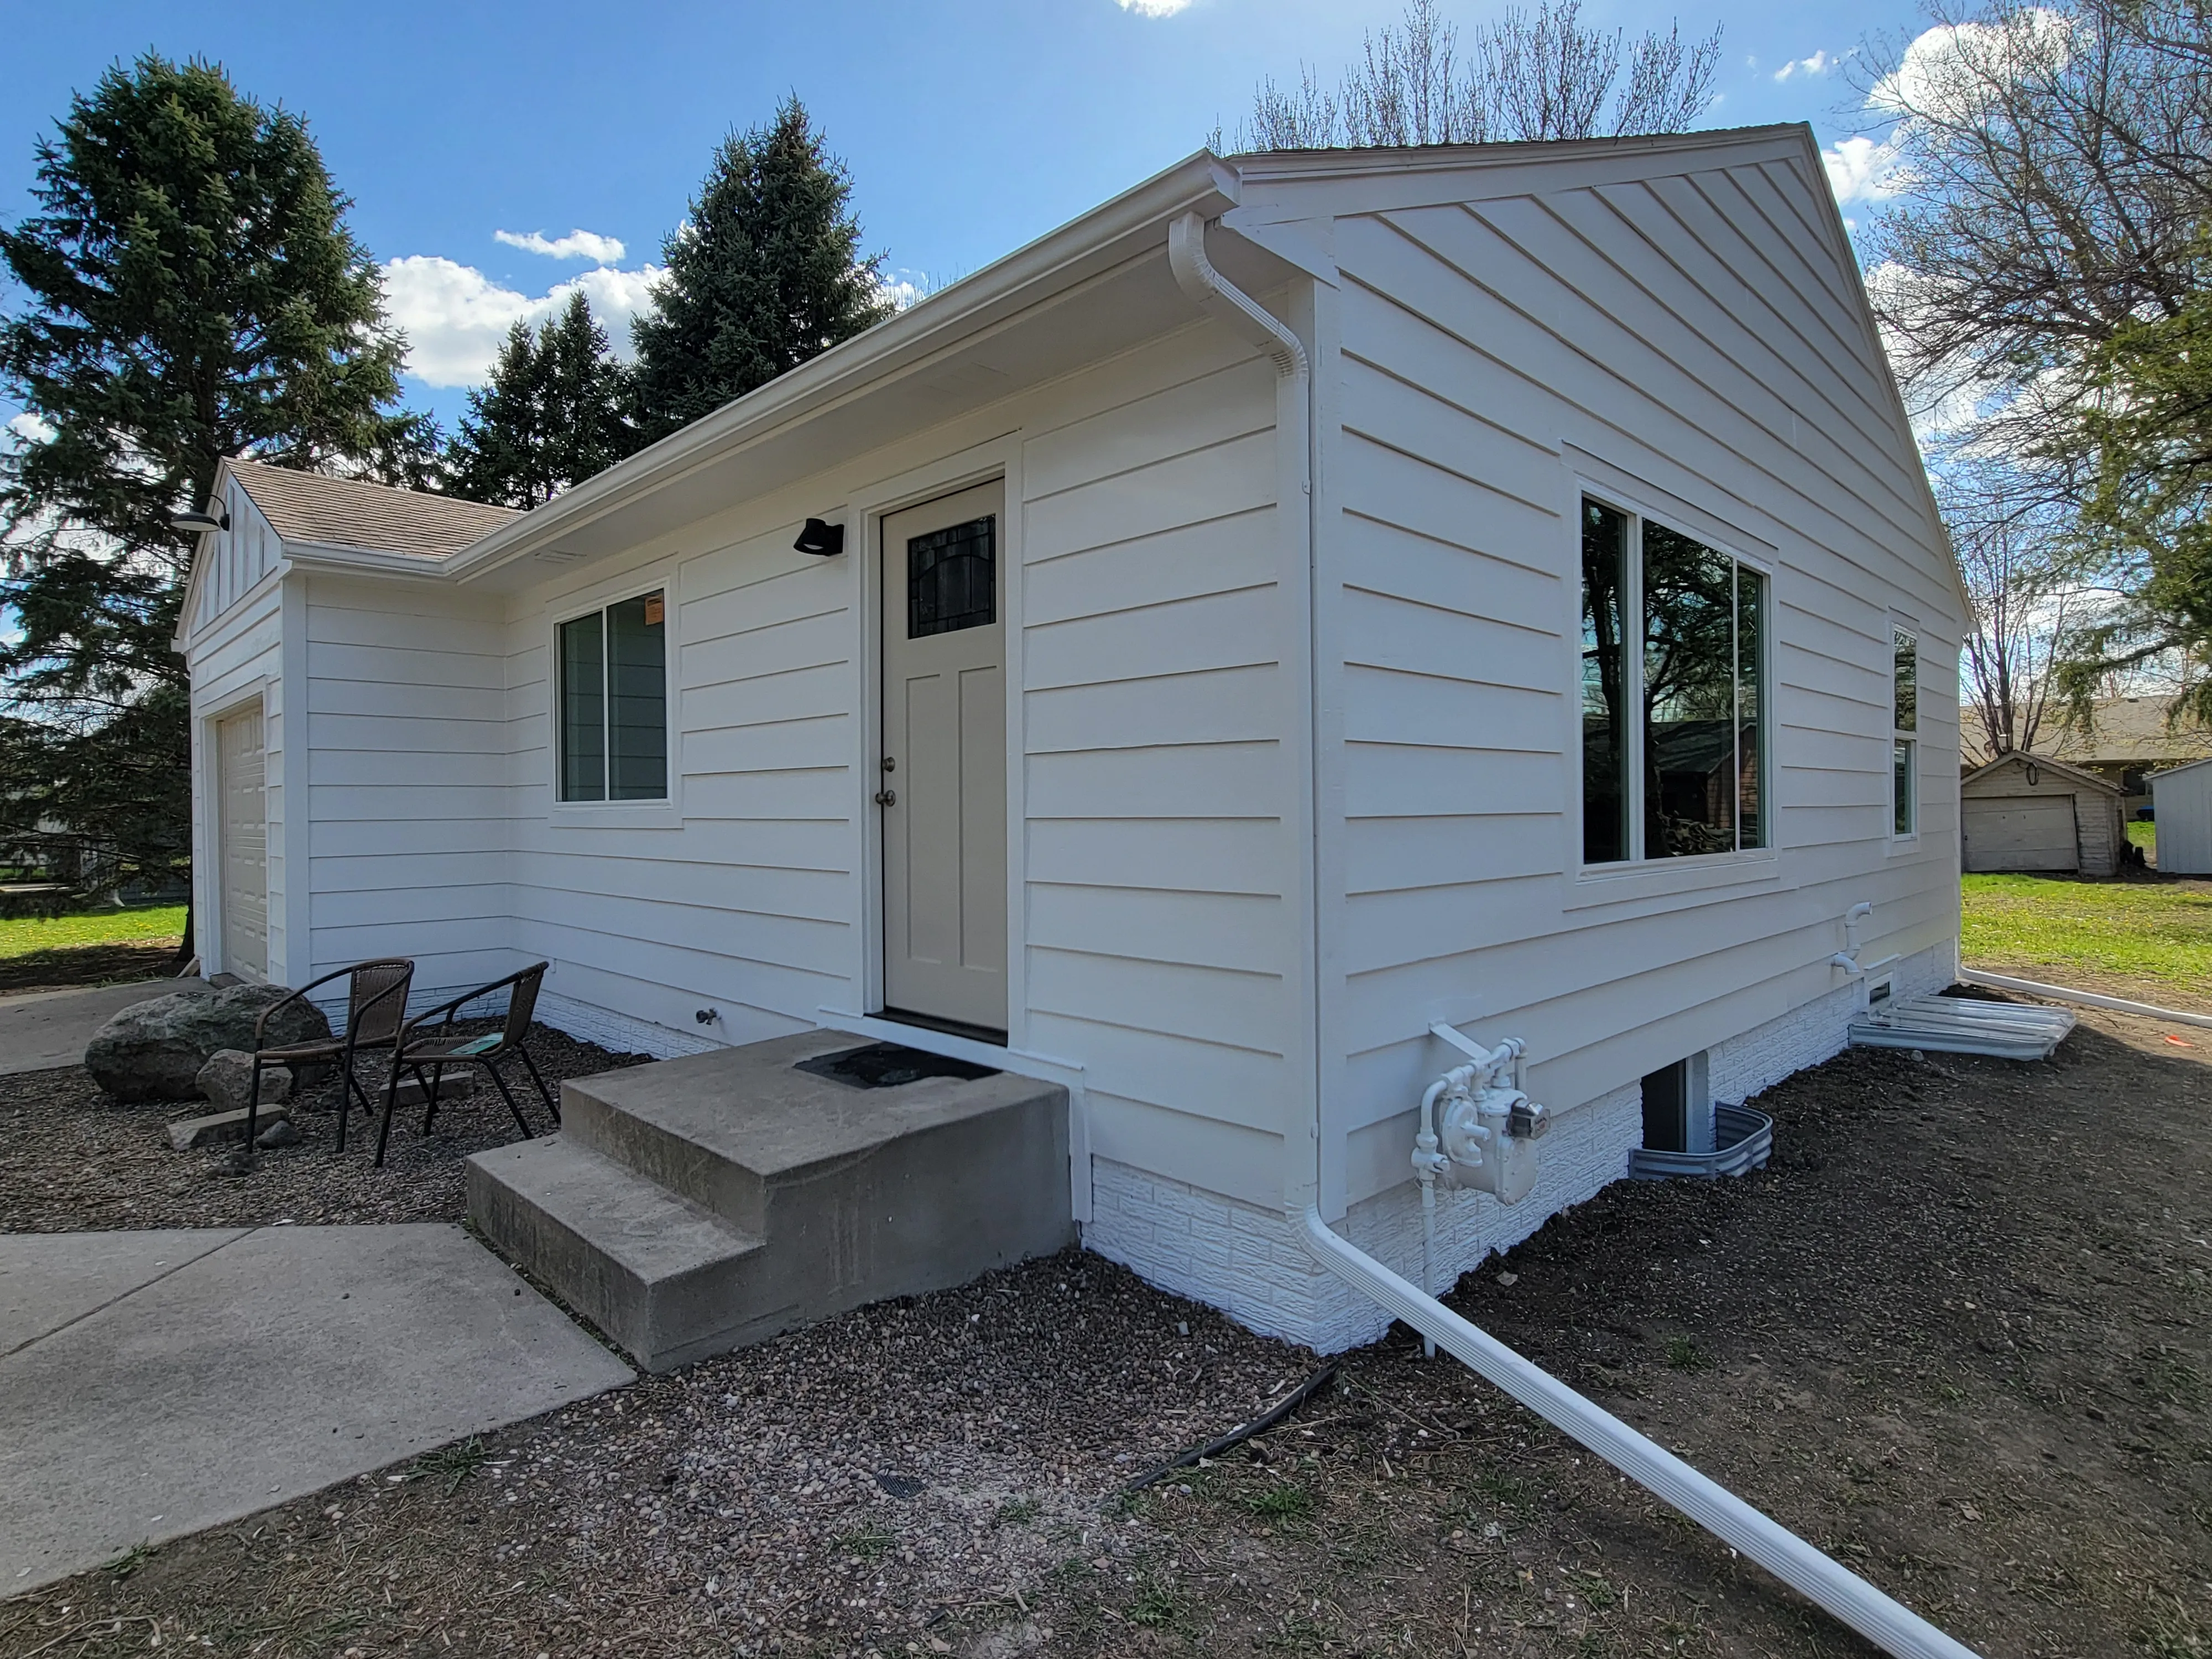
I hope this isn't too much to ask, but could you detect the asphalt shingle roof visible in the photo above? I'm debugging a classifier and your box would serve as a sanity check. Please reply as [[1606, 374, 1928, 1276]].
[[229, 460, 520, 559]]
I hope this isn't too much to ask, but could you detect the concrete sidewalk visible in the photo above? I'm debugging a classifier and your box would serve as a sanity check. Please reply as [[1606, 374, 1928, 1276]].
[[0, 978, 200, 1077], [0, 1224, 633, 1595]]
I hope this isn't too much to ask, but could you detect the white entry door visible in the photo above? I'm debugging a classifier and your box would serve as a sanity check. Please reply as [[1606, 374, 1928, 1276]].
[[880, 482, 1007, 1036], [216, 705, 269, 979]]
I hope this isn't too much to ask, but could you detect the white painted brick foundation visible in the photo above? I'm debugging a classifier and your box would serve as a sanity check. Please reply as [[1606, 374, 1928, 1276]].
[[1084, 945, 1957, 1352], [534, 990, 722, 1061]]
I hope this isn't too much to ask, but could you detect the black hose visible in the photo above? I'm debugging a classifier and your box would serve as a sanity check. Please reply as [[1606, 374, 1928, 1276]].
[[1121, 1363, 1340, 1494]]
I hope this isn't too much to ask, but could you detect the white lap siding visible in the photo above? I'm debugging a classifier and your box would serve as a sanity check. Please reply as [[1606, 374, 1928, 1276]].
[[1018, 335, 1302, 1217], [303, 575, 511, 1004], [1313, 148, 1963, 1298]]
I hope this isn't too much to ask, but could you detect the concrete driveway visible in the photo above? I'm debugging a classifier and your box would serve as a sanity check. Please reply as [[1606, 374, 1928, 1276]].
[[0, 1223, 633, 1594], [0, 978, 200, 1077]]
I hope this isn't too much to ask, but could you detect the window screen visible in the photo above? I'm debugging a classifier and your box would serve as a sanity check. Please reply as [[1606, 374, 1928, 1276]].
[[907, 516, 995, 638], [1893, 626, 1918, 836], [559, 593, 666, 802]]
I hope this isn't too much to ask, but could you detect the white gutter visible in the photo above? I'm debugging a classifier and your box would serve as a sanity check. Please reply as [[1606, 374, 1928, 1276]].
[[1168, 216, 1981, 1659]]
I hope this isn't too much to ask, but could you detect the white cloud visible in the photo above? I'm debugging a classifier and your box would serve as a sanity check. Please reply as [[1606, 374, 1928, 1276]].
[[1774, 49, 1833, 83], [381, 254, 665, 387], [1870, 11, 2072, 122], [6, 411, 55, 446], [1117, 0, 1194, 15], [1824, 134, 1905, 206], [494, 227, 626, 264], [877, 270, 927, 312]]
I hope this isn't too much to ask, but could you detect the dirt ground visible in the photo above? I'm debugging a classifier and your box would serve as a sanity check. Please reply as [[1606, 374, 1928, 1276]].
[[2, 1001, 2208, 1658], [0, 938, 178, 997], [0, 1021, 650, 1230]]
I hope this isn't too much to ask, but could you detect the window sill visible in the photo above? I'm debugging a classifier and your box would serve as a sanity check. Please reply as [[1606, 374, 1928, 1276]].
[[550, 799, 682, 832], [1563, 848, 1781, 910]]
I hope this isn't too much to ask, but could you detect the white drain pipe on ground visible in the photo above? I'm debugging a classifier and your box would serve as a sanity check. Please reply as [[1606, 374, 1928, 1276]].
[[1167, 206, 1982, 1659], [1960, 967, 2212, 1031]]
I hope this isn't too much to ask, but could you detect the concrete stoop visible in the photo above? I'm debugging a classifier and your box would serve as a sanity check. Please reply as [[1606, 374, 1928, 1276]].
[[465, 1030, 1073, 1371]]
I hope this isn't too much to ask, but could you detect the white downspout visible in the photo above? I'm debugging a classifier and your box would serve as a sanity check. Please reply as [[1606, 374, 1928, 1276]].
[[1167, 210, 1980, 1659]]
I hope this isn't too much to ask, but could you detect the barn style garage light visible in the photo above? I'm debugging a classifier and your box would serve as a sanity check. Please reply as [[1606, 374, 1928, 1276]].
[[173, 507, 228, 534], [792, 518, 844, 556]]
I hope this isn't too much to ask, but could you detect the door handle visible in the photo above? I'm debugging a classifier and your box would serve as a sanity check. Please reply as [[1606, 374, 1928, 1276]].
[[875, 788, 896, 806]]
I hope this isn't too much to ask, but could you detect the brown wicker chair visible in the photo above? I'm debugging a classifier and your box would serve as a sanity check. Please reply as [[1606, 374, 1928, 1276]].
[[244, 959, 416, 1156], [374, 961, 556, 1167]]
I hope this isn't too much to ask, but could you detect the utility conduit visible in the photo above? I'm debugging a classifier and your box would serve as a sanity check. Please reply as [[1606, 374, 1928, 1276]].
[[1165, 205, 1981, 1659], [1300, 1211, 1982, 1659], [1959, 967, 2212, 1031]]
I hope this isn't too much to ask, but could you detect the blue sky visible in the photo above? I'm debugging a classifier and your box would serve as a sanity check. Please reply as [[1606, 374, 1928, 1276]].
[[3, 0, 1928, 432]]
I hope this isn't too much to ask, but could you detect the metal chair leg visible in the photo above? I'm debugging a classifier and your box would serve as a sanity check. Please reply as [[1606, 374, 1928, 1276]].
[[340, 1065, 380, 1154], [244, 1055, 264, 1151], [419, 1062, 449, 1135], [518, 1047, 559, 1124], [483, 1058, 535, 1139], [374, 1055, 406, 1168]]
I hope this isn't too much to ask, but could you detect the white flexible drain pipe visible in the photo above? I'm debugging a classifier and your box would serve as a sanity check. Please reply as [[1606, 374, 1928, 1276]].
[[1167, 206, 1982, 1659]]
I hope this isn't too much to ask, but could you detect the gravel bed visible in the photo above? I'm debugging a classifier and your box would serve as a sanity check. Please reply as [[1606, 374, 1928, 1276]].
[[0, 1021, 650, 1230]]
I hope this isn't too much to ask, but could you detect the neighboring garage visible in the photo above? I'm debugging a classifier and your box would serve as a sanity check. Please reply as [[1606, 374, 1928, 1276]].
[[2150, 755, 2212, 874], [1960, 753, 2127, 875]]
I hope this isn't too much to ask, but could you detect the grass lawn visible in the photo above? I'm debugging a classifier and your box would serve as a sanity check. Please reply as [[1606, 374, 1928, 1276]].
[[0, 904, 186, 958], [1961, 872, 2212, 999], [2128, 817, 2156, 854]]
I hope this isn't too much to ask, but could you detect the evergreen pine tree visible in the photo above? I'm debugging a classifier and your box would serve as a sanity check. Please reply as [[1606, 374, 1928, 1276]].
[[0, 55, 419, 938], [445, 293, 630, 507], [629, 98, 891, 443]]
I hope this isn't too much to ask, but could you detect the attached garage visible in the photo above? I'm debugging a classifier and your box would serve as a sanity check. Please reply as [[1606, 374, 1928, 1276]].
[[215, 702, 269, 979], [1960, 753, 2126, 877]]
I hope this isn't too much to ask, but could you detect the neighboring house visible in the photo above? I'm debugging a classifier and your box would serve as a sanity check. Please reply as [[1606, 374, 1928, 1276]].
[[176, 126, 1966, 1354], [1961, 695, 2212, 813], [1959, 753, 2127, 877]]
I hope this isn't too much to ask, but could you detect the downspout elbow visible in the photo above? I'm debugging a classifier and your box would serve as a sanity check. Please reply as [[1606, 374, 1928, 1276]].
[[1168, 212, 1310, 388]]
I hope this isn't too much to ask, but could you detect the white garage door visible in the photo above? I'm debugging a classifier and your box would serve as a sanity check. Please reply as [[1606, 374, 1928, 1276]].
[[1963, 793, 2078, 873], [216, 706, 269, 979]]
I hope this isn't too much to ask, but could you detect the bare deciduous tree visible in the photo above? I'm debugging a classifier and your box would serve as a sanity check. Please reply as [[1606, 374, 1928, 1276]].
[[1239, 0, 1721, 152], [1943, 461, 2089, 759]]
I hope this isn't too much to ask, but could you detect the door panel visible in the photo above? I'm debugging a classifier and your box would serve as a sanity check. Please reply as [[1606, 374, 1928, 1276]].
[[881, 482, 1008, 1034], [1963, 794, 2078, 872], [217, 706, 269, 979]]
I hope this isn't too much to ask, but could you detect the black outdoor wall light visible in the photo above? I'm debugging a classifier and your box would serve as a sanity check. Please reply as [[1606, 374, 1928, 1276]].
[[793, 518, 845, 556], [173, 507, 229, 534]]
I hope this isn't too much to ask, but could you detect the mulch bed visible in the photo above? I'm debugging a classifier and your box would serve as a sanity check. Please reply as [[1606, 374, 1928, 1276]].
[[0, 1021, 650, 1230], [2, 1001, 2208, 1657]]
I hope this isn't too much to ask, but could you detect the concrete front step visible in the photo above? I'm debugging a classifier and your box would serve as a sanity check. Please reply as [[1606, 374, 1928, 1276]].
[[465, 1135, 768, 1372], [467, 1030, 1072, 1372]]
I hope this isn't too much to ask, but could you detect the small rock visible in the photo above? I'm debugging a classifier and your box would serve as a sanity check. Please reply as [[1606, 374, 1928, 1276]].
[[255, 1118, 302, 1150], [1497, 1270, 1519, 1287], [196, 1049, 293, 1114], [167, 1105, 293, 1151]]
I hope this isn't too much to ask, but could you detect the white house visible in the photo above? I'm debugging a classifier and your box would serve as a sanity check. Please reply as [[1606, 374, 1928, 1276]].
[[178, 126, 1965, 1355]]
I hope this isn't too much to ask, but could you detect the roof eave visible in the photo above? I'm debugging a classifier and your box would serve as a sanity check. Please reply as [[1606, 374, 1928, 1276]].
[[444, 148, 1243, 583]]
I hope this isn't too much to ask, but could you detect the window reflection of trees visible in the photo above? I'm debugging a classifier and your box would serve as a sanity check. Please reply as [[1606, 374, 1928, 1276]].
[[1580, 498, 1765, 863]]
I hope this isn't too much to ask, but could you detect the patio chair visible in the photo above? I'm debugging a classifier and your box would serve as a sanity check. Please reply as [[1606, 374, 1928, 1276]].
[[244, 959, 416, 1155], [374, 961, 557, 1167]]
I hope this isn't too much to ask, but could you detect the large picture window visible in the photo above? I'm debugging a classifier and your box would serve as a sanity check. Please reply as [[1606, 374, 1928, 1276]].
[[559, 592, 666, 802], [1580, 497, 1767, 864]]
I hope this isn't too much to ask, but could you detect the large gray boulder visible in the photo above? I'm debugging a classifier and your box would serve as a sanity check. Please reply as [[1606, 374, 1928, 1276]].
[[85, 984, 332, 1103]]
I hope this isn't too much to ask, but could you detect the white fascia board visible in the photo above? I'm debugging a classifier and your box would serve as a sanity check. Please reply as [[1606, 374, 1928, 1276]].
[[444, 149, 1244, 585]]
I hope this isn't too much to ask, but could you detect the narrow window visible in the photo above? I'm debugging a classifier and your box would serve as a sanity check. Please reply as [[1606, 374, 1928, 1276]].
[[559, 592, 667, 802], [1580, 501, 1629, 864], [1892, 625, 1918, 836], [1579, 497, 1767, 863]]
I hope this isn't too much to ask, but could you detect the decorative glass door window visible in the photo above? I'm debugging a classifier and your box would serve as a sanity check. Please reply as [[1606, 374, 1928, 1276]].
[[1892, 625, 1918, 836], [558, 592, 667, 801], [907, 516, 995, 638], [1580, 497, 1767, 864]]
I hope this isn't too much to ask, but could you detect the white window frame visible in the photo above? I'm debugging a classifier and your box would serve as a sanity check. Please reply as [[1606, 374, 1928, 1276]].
[[1575, 490, 1775, 873], [1891, 620, 1919, 842], [548, 572, 681, 831]]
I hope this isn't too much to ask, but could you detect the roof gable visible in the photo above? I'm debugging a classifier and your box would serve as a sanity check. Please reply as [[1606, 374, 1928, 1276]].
[[1962, 752, 2124, 795]]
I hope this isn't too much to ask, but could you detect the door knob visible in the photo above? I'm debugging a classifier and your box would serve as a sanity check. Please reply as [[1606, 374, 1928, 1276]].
[[875, 787, 896, 806]]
